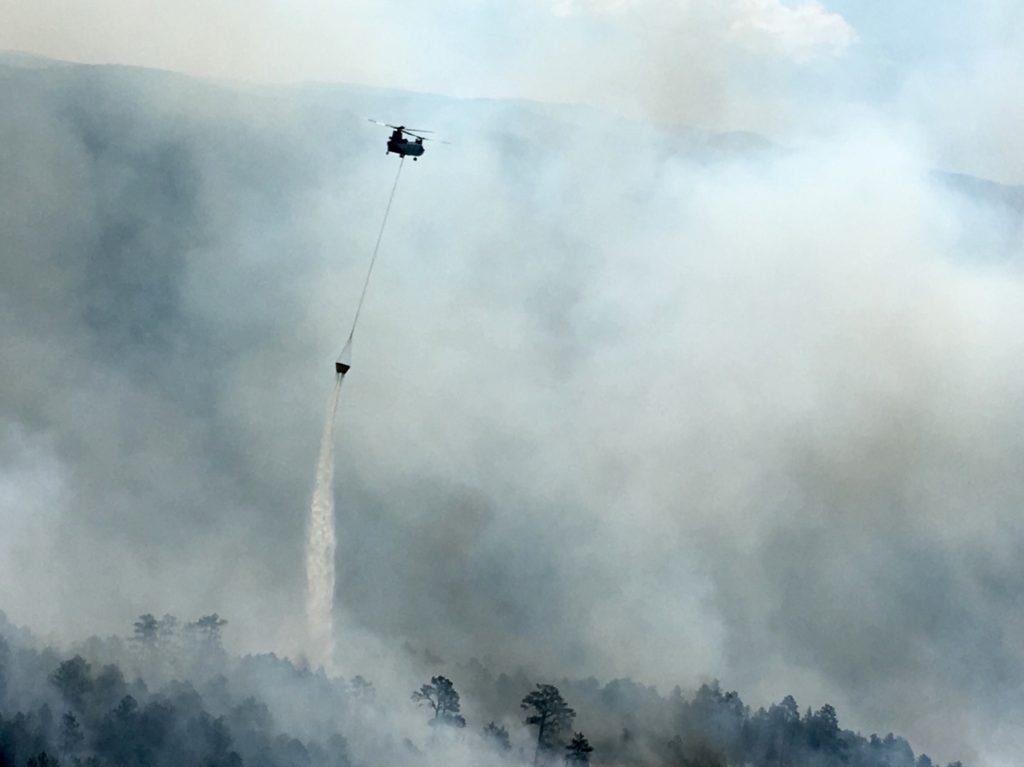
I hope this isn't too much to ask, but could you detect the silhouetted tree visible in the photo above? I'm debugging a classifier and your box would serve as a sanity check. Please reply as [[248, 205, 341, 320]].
[[26, 753, 59, 767], [522, 684, 575, 763], [132, 614, 160, 647], [49, 657, 92, 710], [58, 711, 82, 756], [348, 675, 375, 701], [227, 696, 273, 735], [187, 614, 228, 646], [325, 733, 353, 767], [411, 676, 466, 727], [95, 695, 141, 764], [748, 694, 802, 765], [92, 664, 129, 713], [870, 733, 916, 767], [182, 710, 240, 767], [669, 738, 727, 767], [683, 682, 746, 764], [273, 734, 311, 767], [806, 703, 846, 759], [37, 705, 53, 746], [565, 732, 594, 765], [483, 721, 512, 752], [157, 613, 179, 642], [0, 635, 9, 703]]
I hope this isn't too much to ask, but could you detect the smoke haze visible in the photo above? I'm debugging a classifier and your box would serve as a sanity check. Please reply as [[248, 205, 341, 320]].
[[2, 3, 1024, 765]]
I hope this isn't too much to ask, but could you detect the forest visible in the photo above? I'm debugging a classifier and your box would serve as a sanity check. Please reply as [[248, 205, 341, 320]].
[[0, 611, 963, 767]]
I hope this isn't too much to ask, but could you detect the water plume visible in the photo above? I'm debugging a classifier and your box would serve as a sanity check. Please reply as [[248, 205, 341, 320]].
[[305, 373, 343, 669]]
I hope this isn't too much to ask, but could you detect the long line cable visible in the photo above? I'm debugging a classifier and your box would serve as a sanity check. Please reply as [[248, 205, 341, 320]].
[[346, 157, 405, 344]]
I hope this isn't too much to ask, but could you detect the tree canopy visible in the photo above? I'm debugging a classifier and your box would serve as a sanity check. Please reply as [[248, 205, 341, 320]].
[[411, 676, 466, 727], [522, 684, 576, 762]]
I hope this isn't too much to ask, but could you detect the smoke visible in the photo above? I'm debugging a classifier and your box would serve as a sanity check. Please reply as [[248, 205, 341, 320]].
[[0, 608, 948, 767], [306, 375, 344, 670], [1, 53, 1023, 764]]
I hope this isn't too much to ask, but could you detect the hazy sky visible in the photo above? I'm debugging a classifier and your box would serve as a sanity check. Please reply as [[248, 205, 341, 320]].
[[3, 0, 1024, 180], [2, 3, 1024, 767]]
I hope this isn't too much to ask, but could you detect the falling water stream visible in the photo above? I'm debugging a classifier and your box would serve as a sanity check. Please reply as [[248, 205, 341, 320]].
[[305, 374, 343, 669]]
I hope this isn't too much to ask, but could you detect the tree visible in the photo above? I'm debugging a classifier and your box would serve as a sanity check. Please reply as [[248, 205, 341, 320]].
[[113, 695, 139, 721], [521, 684, 576, 764], [348, 675, 375, 701], [806, 703, 848, 761], [132, 614, 160, 647], [565, 733, 594, 765], [92, 665, 129, 711], [685, 681, 746, 763], [483, 721, 512, 752], [325, 733, 353, 767], [188, 614, 228, 645], [49, 657, 93, 710], [411, 676, 466, 727], [158, 614, 179, 642], [0, 635, 9, 703], [26, 753, 59, 767], [95, 696, 142, 766], [58, 711, 83, 756]]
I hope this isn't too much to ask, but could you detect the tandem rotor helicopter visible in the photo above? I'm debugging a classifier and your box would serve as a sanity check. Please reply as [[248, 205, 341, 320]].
[[368, 119, 447, 160]]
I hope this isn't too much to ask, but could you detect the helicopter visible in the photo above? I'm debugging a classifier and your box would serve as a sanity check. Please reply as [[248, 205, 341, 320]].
[[368, 119, 443, 160]]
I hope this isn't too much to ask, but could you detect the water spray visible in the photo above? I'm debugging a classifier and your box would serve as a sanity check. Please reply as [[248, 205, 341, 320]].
[[305, 374, 343, 668]]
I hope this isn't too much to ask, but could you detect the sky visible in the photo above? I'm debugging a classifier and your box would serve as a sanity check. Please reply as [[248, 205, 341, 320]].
[[2, 0, 1024, 181], [1, 2, 1024, 766]]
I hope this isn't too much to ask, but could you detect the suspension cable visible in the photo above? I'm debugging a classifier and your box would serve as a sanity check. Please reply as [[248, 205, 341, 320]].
[[346, 157, 405, 344]]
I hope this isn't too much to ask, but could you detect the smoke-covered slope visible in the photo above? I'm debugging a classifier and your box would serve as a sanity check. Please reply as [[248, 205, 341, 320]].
[[0, 612, 960, 767]]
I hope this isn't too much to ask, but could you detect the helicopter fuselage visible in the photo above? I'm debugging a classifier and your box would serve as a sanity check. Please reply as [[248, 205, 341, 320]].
[[387, 137, 425, 158]]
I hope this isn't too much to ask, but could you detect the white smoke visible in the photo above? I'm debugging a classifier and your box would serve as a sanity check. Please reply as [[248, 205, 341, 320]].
[[305, 374, 343, 670]]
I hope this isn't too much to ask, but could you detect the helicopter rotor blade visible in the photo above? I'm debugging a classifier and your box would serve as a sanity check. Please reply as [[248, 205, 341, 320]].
[[369, 119, 449, 143], [421, 135, 452, 144], [368, 119, 435, 132], [403, 130, 440, 140]]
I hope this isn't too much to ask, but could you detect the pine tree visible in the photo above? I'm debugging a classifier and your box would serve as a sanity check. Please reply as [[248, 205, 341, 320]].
[[411, 676, 466, 727], [483, 721, 512, 751], [59, 711, 84, 756], [521, 684, 575, 764], [565, 732, 594, 765]]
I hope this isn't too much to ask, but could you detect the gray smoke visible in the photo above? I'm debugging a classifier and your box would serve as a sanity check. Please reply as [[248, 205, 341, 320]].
[[1, 55, 1023, 764]]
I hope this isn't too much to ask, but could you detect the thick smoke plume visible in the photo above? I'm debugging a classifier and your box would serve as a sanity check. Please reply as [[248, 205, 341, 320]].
[[1, 54, 1022, 765]]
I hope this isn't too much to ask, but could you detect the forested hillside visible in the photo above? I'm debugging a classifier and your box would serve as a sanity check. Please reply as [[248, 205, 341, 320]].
[[0, 613, 960, 767]]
